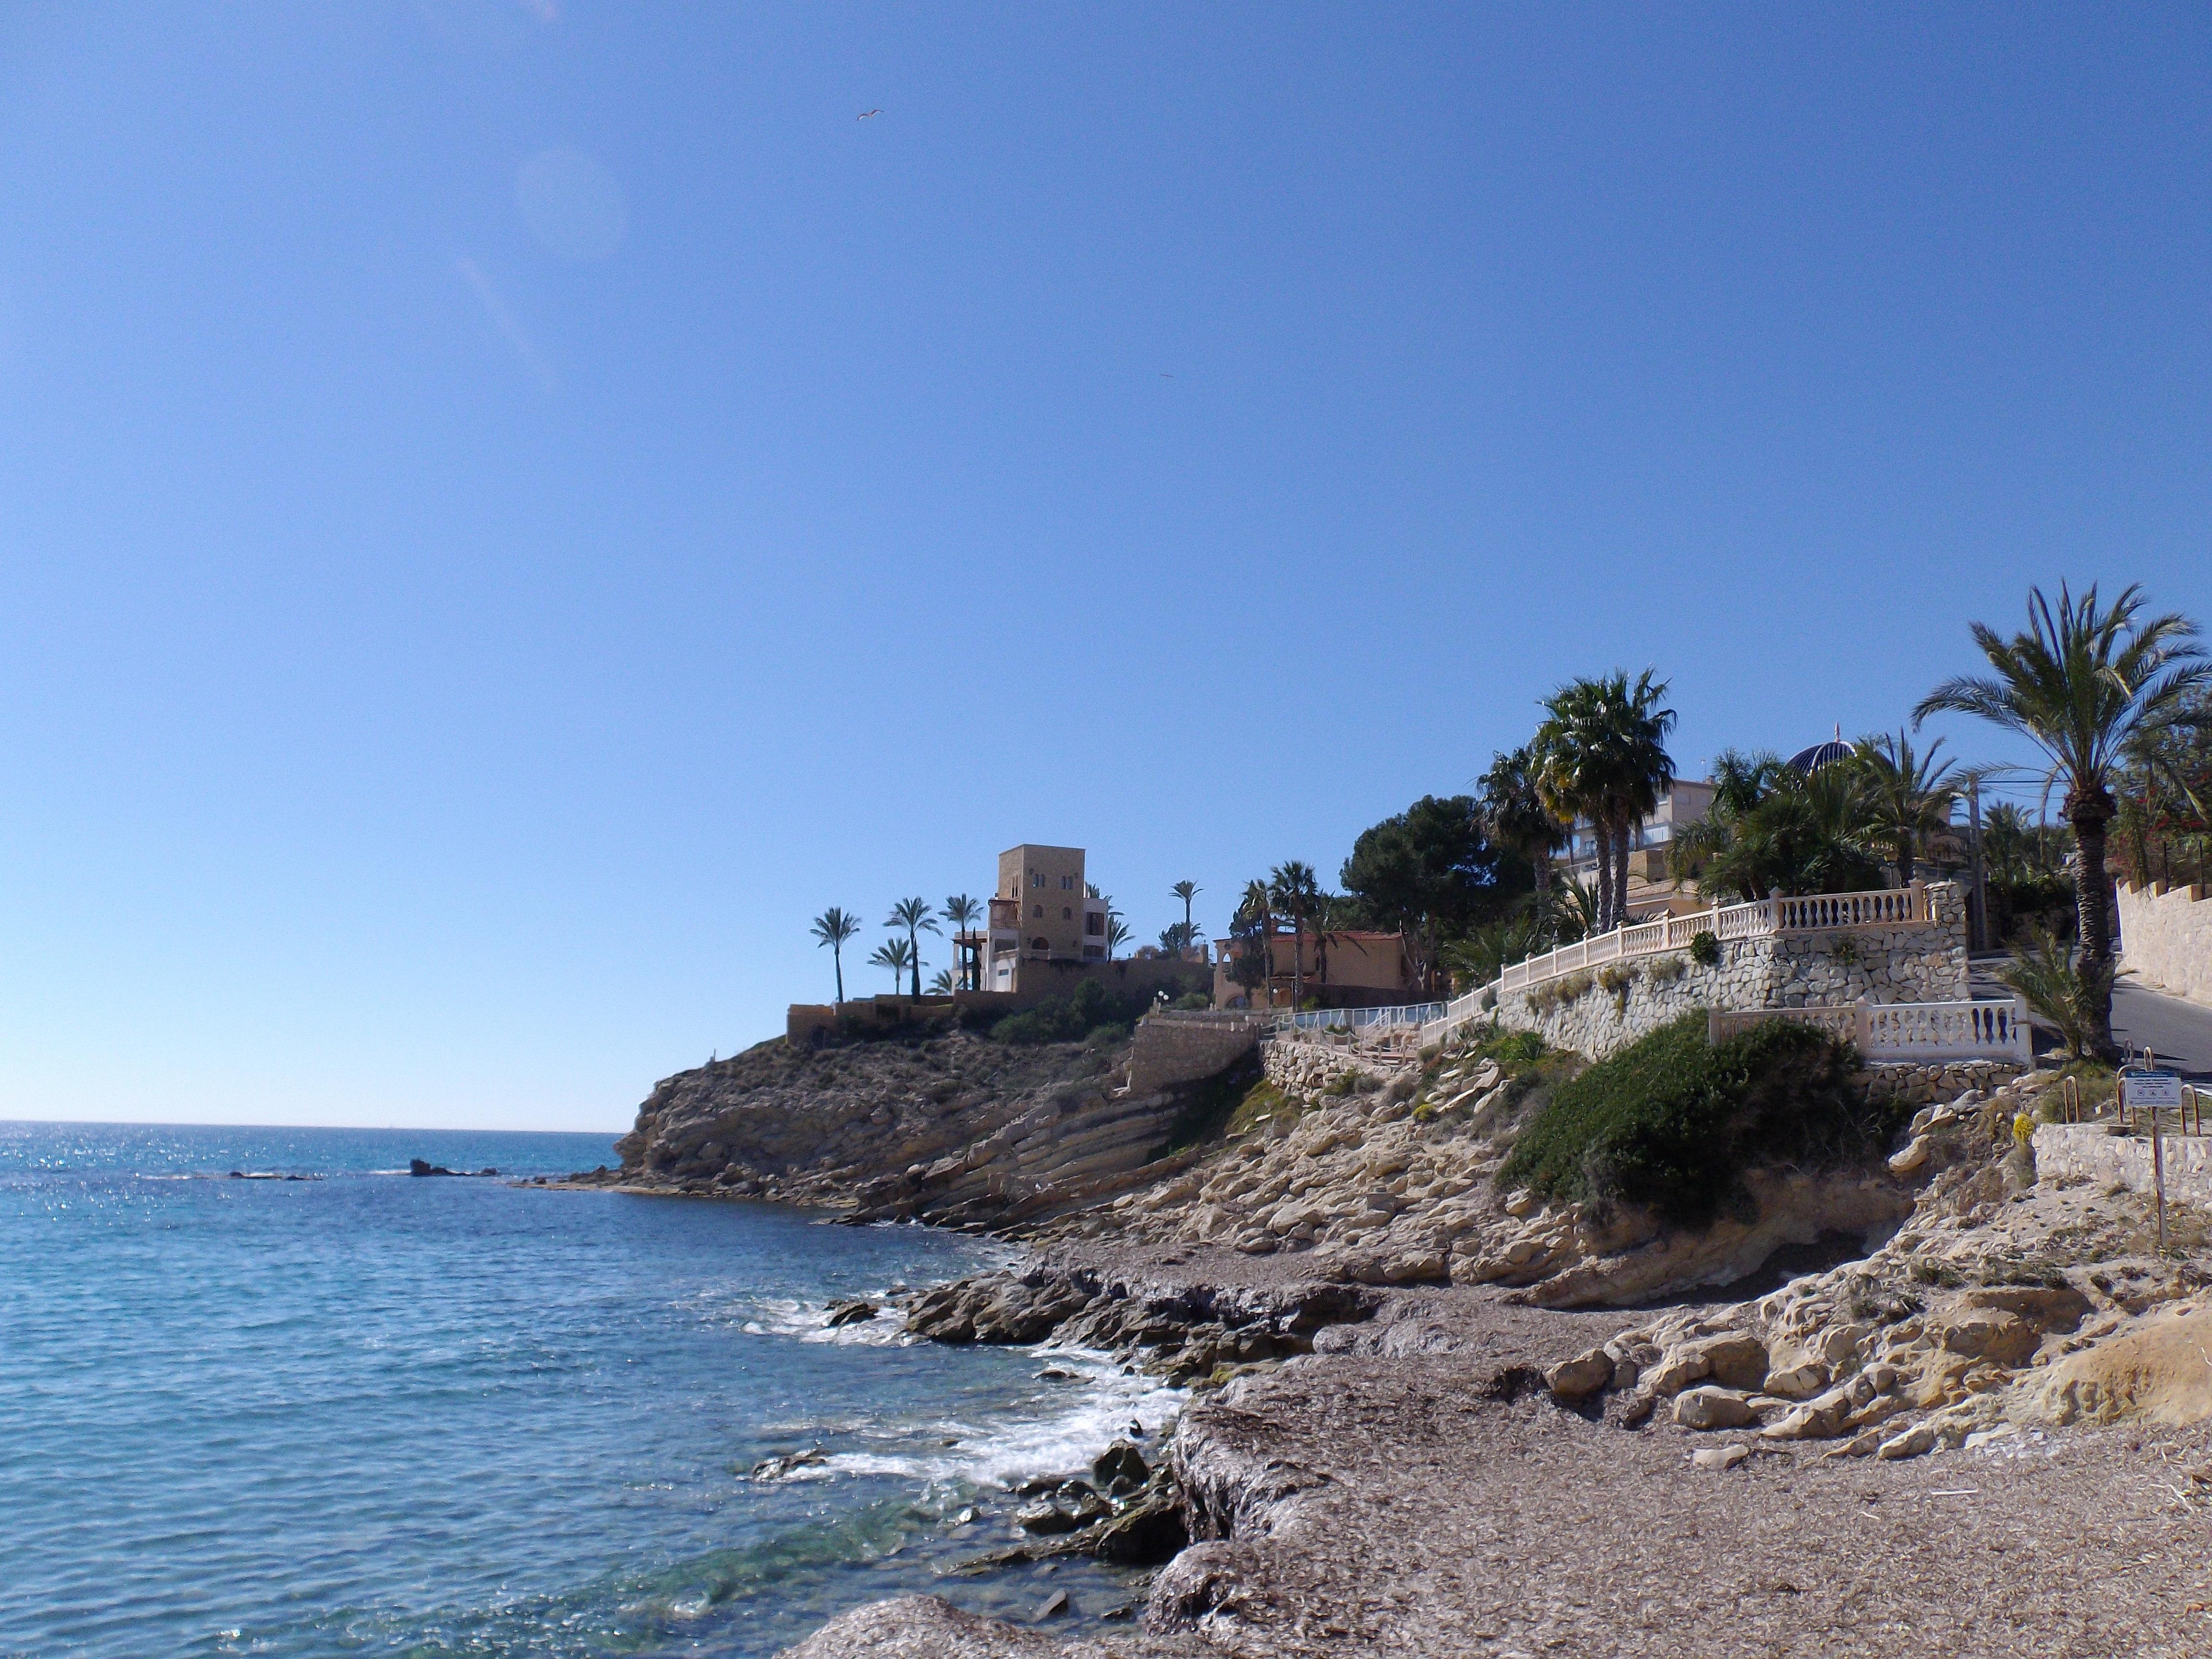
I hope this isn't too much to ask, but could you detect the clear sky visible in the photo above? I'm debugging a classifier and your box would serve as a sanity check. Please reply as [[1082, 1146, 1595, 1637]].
[[0, 4, 2205, 1131]]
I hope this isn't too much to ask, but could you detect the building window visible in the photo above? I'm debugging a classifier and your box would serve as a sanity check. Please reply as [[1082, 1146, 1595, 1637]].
[[1033, 873, 1045, 889], [1062, 906, 1072, 920], [1032, 903, 1043, 919], [1060, 875, 1073, 890], [1031, 937, 1049, 951], [1085, 913, 1104, 936]]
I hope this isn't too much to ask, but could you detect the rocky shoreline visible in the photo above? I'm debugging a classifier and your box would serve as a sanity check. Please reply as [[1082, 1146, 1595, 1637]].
[[575, 1026, 2212, 1656]]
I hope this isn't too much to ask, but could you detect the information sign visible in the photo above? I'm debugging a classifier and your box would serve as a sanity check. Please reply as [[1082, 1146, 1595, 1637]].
[[2124, 1071, 2183, 1110]]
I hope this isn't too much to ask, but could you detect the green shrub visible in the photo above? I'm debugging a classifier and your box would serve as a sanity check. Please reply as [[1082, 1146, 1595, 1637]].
[[1472, 1029, 1547, 1072], [1648, 956, 1688, 985], [1173, 991, 1213, 1011], [993, 978, 1154, 1044], [1557, 970, 1594, 1001], [1597, 962, 1635, 995], [1156, 1059, 1276, 1153], [1496, 1011, 1896, 1229], [1689, 931, 1721, 966]]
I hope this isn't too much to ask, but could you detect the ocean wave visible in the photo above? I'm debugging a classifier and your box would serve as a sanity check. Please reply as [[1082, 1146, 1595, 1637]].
[[818, 1347, 1182, 1489]]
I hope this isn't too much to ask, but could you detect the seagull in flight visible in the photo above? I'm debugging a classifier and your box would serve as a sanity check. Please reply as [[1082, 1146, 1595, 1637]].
[[857, 108, 881, 120]]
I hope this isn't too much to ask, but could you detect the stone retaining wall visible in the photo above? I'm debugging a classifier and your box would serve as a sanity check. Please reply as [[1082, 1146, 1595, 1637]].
[[1262, 1038, 1406, 1104], [1490, 883, 1970, 1061], [1126, 1011, 1262, 1097], [2118, 880, 2212, 1008], [1862, 1060, 2024, 1107], [2033, 1121, 2212, 1212]]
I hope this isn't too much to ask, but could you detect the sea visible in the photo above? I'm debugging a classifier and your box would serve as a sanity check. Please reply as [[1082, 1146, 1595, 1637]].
[[0, 1122, 1178, 1658]]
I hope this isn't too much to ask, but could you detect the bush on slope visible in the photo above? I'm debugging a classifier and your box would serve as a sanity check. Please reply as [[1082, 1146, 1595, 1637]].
[[1497, 1011, 1901, 1229]]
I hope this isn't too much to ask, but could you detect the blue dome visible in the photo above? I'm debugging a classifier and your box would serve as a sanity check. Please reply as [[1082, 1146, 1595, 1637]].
[[1787, 739, 1854, 773]]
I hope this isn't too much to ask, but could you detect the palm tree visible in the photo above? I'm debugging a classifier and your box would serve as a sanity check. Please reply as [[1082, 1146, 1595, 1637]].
[[1533, 673, 1675, 933], [1233, 878, 1274, 1006], [1269, 861, 1322, 1008], [941, 894, 982, 990], [809, 907, 862, 1004], [1532, 680, 1614, 931], [1479, 745, 1568, 926], [1996, 923, 2116, 1062], [1916, 583, 2209, 1059], [1106, 916, 1132, 960], [1668, 749, 1784, 886], [885, 897, 939, 999], [1852, 730, 1960, 888], [866, 936, 914, 994], [1696, 761, 1883, 902], [1170, 880, 1201, 953], [928, 967, 956, 995], [1599, 672, 1677, 929]]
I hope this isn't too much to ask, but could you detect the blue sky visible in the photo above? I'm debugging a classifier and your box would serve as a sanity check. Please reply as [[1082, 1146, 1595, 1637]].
[[0, 4, 2205, 1131]]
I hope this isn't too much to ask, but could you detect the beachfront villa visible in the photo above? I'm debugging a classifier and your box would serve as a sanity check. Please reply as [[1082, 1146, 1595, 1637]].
[[1212, 928, 1417, 1011], [969, 844, 1114, 993]]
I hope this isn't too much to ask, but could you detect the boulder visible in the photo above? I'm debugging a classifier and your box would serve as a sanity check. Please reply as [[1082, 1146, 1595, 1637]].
[[1091, 1492, 1189, 1564], [1092, 1440, 1149, 1489], [1015, 1501, 1079, 1535], [1646, 1347, 1712, 1397], [1691, 1332, 1770, 1392], [1544, 1348, 1616, 1402], [2025, 1305, 2212, 1428], [1692, 1444, 1751, 1472], [1957, 1284, 2091, 1334], [1888, 1136, 1932, 1176], [1934, 1308, 2038, 1369], [1763, 1359, 1829, 1400], [1876, 1422, 1937, 1460], [1674, 1386, 1758, 1431], [1759, 1384, 1854, 1441], [825, 1299, 879, 1328], [751, 1447, 829, 1480]]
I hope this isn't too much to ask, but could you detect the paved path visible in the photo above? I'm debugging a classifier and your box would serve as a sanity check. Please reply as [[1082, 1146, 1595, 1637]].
[[2110, 979, 2212, 1080]]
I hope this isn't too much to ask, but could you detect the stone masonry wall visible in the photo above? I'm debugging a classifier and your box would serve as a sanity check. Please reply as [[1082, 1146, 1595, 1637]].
[[2118, 880, 2212, 1008], [1262, 1038, 1408, 1103], [2034, 1121, 2212, 1213], [1125, 1011, 1262, 1097], [1489, 883, 1970, 1062], [1863, 1059, 2023, 1107]]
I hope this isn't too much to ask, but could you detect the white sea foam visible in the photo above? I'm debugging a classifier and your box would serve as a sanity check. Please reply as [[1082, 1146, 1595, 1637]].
[[820, 1346, 1183, 1488]]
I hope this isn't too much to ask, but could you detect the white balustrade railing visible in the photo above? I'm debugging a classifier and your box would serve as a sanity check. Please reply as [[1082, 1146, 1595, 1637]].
[[1261, 885, 1951, 1050], [1708, 998, 2030, 1064]]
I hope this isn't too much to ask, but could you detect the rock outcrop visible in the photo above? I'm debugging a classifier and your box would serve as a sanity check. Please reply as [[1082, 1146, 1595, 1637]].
[[572, 1029, 1251, 1227], [1053, 1039, 1915, 1307]]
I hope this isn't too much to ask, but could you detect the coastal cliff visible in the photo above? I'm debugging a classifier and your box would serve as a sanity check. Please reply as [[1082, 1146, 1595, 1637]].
[[575, 1026, 1253, 1229], [586, 1020, 2212, 1658]]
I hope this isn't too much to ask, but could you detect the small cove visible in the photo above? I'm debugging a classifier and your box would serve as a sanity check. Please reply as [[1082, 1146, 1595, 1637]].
[[0, 1121, 1173, 1657]]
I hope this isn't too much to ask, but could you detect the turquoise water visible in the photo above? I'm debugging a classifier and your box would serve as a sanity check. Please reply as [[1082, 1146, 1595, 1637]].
[[0, 1123, 1172, 1658]]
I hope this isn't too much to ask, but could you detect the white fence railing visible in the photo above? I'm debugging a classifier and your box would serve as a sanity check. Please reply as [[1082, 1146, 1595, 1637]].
[[1268, 1002, 1446, 1039], [1496, 884, 1933, 996], [1708, 998, 2031, 1064], [1258, 884, 1955, 1050], [1420, 882, 1942, 1040]]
